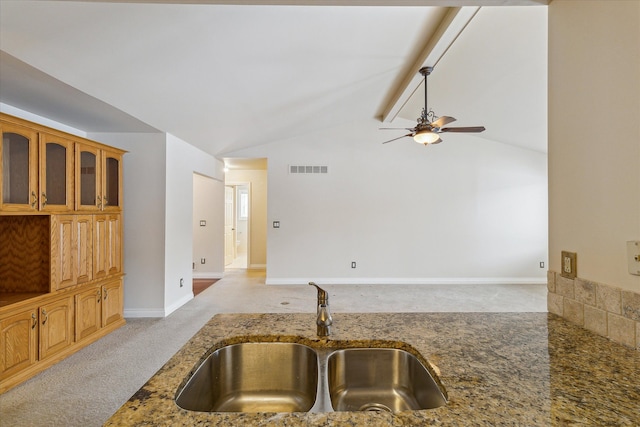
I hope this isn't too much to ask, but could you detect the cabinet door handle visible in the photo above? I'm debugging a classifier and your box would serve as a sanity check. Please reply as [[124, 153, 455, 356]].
[[31, 191, 38, 209], [41, 309, 48, 325], [103, 196, 108, 207], [97, 289, 101, 303], [41, 192, 47, 207], [97, 195, 102, 210], [32, 313, 37, 329], [103, 287, 108, 300]]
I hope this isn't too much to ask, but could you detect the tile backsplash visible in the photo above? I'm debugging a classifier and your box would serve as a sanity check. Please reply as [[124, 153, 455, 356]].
[[548, 271, 640, 351]]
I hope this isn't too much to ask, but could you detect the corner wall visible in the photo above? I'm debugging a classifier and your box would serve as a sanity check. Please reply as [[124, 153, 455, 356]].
[[548, 0, 640, 349], [164, 134, 224, 315]]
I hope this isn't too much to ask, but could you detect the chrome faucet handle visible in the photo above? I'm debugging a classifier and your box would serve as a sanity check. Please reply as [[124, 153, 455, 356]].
[[309, 282, 332, 337], [308, 282, 329, 305]]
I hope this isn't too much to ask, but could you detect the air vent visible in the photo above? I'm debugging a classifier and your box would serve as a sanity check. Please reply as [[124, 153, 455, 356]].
[[289, 165, 328, 174]]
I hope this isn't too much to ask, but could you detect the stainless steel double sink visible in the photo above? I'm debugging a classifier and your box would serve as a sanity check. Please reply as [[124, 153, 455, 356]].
[[175, 342, 447, 413]]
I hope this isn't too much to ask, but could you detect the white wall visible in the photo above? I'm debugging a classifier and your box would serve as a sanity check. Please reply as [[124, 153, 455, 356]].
[[225, 169, 268, 268], [548, 0, 640, 293], [164, 134, 224, 314], [229, 118, 548, 285], [193, 173, 225, 278], [88, 132, 168, 317]]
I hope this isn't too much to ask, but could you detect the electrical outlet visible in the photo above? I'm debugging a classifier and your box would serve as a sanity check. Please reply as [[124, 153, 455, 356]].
[[201, 258, 206, 264], [180, 278, 184, 288], [539, 261, 545, 269], [561, 251, 577, 279], [351, 261, 356, 269], [273, 221, 280, 228]]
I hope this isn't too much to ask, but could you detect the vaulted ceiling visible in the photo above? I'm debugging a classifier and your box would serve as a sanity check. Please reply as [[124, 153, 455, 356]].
[[0, 0, 547, 157]]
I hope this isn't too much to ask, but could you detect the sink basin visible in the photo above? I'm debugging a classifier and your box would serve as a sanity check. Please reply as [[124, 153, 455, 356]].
[[327, 348, 446, 412], [176, 342, 447, 414], [175, 342, 318, 412]]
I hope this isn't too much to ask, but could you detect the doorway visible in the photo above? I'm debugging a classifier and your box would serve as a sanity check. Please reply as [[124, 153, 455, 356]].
[[225, 184, 250, 269]]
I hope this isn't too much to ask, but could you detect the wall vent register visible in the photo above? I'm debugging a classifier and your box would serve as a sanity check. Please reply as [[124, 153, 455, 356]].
[[289, 165, 328, 174]]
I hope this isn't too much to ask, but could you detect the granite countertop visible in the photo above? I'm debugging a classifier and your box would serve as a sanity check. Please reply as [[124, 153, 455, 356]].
[[105, 313, 640, 426]]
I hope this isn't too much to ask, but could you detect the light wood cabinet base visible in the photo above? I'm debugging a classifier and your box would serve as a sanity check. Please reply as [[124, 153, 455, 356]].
[[0, 317, 125, 394]]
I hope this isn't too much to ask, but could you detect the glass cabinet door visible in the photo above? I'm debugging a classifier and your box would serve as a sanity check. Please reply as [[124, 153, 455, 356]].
[[102, 151, 121, 211], [76, 143, 101, 211], [39, 134, 74, 212], [0, 122, 38, 211]]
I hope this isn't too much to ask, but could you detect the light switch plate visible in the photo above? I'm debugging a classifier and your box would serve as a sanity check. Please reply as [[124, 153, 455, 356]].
[[561, 251, 577, 279], [627, 241, 640, 276]]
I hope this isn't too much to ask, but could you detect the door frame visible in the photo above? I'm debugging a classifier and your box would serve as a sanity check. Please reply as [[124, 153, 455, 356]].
[[225, 182, 251, 269]]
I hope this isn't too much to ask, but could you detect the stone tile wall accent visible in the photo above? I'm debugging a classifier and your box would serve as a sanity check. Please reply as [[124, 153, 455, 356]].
[[547, 271, 640, 351]]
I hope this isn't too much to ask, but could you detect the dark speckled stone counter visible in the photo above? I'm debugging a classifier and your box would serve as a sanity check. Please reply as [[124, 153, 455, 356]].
[[105, 313, 640, 426]]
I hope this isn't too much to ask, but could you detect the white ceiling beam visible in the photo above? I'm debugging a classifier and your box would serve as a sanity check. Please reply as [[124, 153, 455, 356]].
[[380, 6, 480, 123]]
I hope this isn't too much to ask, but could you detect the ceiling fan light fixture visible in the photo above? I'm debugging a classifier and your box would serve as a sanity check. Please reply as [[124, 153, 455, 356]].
[[414, 130, 440, 144]]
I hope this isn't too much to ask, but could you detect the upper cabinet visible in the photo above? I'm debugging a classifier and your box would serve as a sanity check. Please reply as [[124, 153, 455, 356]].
[[76, 143, 122, 212], [1, 114, 124, 215], [0, 122, 39, 212], [39, 133, 74, 212], [0, 121, 75, 212]]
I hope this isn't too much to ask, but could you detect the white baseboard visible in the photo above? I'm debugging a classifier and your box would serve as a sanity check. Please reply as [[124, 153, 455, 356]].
[[248, 264, 266, 270], [125, 292, 194, 318], [265, 277, 547, 286], [193, 272, 224, 279], [164, 293, 194, 316], [124, 308, 166, 318]]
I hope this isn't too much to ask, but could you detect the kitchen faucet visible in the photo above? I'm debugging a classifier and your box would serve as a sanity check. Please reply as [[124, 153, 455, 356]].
[[309, 282, 332, 337]]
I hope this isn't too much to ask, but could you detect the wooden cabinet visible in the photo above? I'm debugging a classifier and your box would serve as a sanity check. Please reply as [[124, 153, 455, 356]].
[[0, 308, 38, 381], [38, 296, 73, 361], [39, 133, 74, 212], [50, 215, 94, 290], [0, 113, 125, 394], [0, 295, 73, 381], [0, 121, 39, 212], [75, 279, 123, 342], [94, 214, 121, 279], [75, 215, 93, 285], [50, 215, 76, 290], [76, 143, 122, 212], [0, 120, 75, 213], [75, 286, 102, 342], [101, 279, 123, 328]]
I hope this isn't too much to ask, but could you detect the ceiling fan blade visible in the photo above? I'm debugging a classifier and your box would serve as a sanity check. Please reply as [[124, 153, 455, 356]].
[[431, 116, 456, 128], [431, 137, 443, 144], [440, 126, 486, 133], [379, 127, 414, 131], [382, 133, 413, 144]]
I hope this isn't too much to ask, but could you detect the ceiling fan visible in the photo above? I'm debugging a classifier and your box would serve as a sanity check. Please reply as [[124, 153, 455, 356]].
[[381, 66, 485, 145]]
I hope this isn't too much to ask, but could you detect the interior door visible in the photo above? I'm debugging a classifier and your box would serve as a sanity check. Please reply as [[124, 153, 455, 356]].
[[224, 186, 235, 265]]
